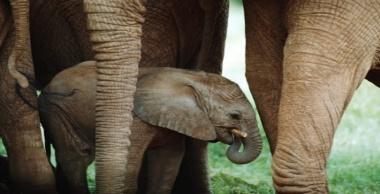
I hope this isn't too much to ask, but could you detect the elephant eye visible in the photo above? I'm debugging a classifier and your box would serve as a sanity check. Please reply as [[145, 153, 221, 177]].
[[229, 113, 241, 120]]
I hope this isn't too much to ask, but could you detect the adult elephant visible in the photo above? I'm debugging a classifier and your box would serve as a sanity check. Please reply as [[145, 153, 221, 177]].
[[83, 0, 228, 193], [243, 0, 380, 193], [0, 0, 56, 193], [1, 0, 95, 192], [4, 0, 228, 193]]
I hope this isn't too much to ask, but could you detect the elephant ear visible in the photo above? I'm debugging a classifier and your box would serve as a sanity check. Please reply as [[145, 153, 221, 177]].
[[133, 69, 216, 141]]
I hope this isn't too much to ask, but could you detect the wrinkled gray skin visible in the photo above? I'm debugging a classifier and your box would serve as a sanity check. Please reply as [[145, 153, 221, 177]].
[[38, 61, 262, 194], [27, 1, 228, 192], [84, 0, 380, 193], [244, 1, 380, 193], [0, 0, 56, 193], [5, 0, 380, 193], [82, 1, 229, 192]]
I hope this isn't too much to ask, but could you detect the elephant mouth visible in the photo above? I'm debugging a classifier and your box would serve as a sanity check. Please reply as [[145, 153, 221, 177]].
[[231, 129, 247, 138], [214, 127, 246, 145]]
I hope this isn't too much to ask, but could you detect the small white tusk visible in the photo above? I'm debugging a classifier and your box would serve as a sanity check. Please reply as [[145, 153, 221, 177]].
[[231, 129, 247, 138]]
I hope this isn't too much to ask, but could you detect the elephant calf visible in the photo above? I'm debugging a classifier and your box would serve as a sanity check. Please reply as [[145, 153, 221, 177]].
[[38, 61, 262, 194]]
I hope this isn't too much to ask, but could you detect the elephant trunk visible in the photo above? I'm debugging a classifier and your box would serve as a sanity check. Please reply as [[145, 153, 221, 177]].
[[226, 121, 262, 164], [8, 0, 30, 88], [84, 0, 146, 193]]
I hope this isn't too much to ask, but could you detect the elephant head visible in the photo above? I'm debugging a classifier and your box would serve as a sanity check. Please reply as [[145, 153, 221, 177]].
[[134, 67, 262, 164]]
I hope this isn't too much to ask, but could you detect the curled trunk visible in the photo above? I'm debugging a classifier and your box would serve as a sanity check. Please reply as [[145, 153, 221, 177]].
[[226, 122, 262, 164]]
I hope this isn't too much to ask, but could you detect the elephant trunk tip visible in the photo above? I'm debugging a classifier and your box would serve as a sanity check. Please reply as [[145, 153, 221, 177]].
[[226, 133, 262, 164]]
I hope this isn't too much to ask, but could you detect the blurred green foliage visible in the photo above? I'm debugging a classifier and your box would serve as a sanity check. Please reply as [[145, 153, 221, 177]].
[[230, 0, 243, 5]]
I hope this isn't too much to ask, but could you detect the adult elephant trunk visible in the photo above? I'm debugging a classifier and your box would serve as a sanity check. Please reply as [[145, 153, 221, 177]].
[[8, 0, 29, 88], [84, 0, 146, 193], [226, 120, 262, 164]]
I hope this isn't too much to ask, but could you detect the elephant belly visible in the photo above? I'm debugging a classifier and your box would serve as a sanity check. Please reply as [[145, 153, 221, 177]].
[[30, 0, 93, 89], [366, 67, 380, 87], [140, 0, 204, 69]]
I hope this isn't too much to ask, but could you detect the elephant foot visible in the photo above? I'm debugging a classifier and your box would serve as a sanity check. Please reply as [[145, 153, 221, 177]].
[[272, 146, 328, 194]]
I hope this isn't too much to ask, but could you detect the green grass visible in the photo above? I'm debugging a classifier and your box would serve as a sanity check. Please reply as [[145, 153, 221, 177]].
[[208, 81, 380, 194], [87, 163, 95, 192]]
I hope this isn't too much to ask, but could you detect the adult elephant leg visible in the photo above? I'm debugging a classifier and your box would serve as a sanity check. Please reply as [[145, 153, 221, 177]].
[[243, 0, 286, 152], [84, 0, 146, 193], [0, 1, 55, 193], [0, 75, 56, 194], [195, 0, 228, 74], [172, 1, 228, 193], [273, 1, 380, 193]]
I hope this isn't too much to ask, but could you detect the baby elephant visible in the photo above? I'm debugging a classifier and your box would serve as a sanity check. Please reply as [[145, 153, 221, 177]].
[[38, 61, 262, 194]]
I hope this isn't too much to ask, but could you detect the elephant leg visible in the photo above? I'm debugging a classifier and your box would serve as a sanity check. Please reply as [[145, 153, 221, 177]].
[[143, 135, 185, 194], [243, 0, 287, 152], [0, 17, 55, 193], [55, 164, 68, 194], [54, 127, 91, 194], [0, 155, 10, 193], [172, 139, 210, 194], [39, 97, 91, 194], [272, 1, 380, 193], [55, 161, 90, 194], [56, 153, 91, 194], [125, 121, 154, 194], [195, 0, 228, 74]]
